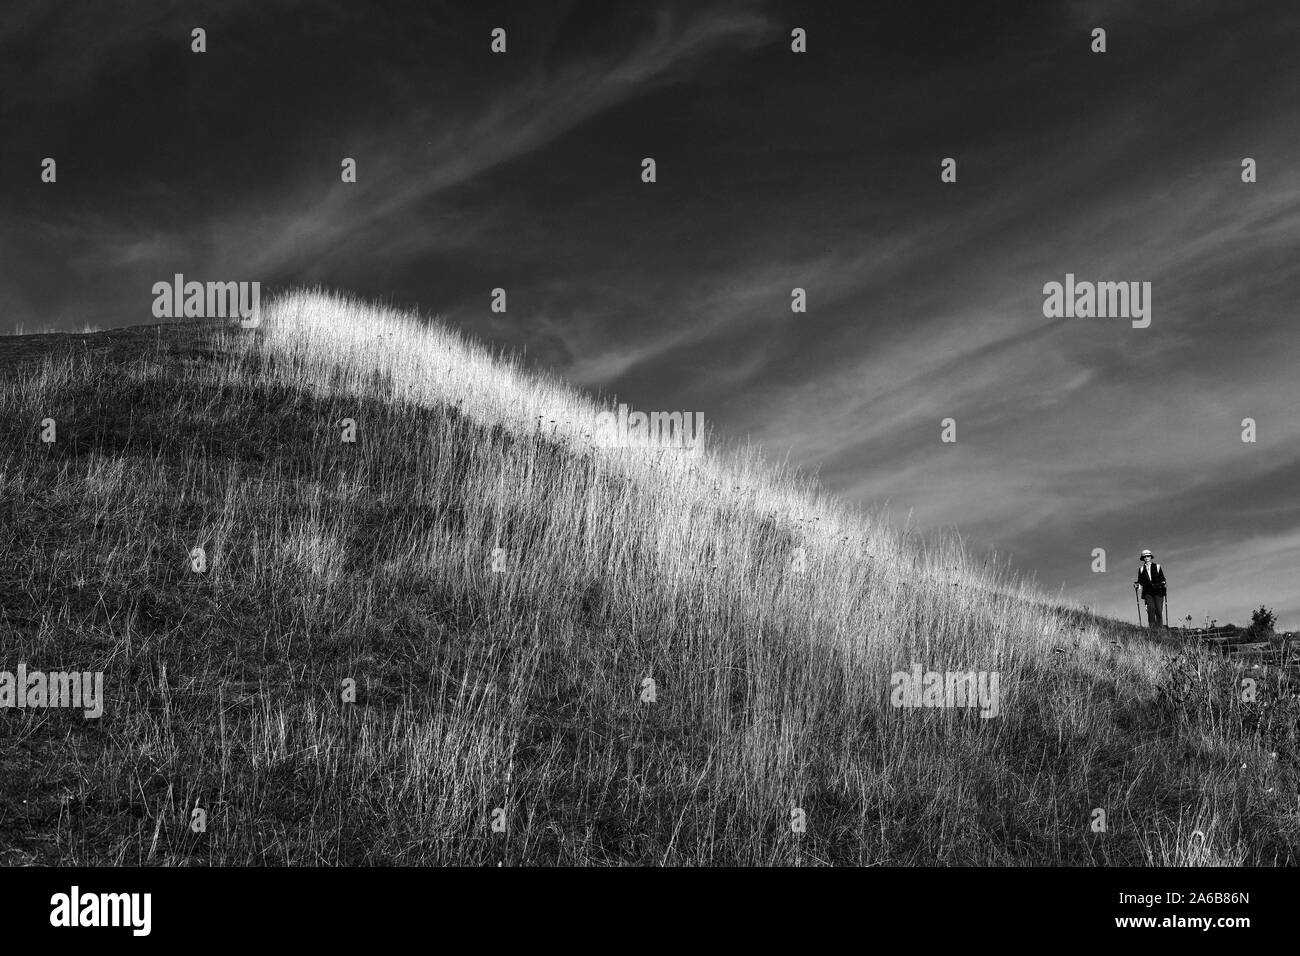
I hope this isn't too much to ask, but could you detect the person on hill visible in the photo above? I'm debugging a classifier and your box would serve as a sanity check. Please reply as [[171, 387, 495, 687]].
[[1134, 549, 1167, 629]]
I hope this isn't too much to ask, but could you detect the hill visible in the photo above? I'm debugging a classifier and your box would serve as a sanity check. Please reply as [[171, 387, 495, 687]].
[[2, 289, 1298, 865]]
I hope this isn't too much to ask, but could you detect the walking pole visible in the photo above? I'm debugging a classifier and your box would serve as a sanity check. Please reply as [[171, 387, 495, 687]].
[[1164, 592, 1169, 631], [1134, 583, 1143, 625]]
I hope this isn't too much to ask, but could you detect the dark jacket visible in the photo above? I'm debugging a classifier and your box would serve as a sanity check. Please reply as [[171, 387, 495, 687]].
[[1136, 562, 1166, 598]]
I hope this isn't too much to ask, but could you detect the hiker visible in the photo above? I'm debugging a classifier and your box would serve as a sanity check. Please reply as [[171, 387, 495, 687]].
[[1134, 549, 1167, 629]]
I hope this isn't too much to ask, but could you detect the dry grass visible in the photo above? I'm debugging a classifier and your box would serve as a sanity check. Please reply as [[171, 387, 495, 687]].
[[1, 288, 1297, 865]]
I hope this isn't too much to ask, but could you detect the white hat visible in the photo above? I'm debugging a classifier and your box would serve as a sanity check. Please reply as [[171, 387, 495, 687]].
[[1139, 549, 1153, 558]]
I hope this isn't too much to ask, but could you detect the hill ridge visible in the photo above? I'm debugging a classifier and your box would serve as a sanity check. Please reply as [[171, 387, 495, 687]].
[[2, 289, 1297, 865]]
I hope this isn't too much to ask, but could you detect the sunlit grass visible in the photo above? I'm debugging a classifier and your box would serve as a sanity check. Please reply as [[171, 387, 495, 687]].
[[1, 289, 1296, 866]]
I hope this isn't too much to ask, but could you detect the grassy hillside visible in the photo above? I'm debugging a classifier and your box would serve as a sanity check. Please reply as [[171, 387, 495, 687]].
[[2, 289, 1298, 865]]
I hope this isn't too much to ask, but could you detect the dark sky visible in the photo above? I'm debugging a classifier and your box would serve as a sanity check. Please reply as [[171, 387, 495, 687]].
[[3, 0, 1298, 627]]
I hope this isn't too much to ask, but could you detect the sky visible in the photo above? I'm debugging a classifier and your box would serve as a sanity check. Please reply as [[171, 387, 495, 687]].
[[2, 0, 1297, 628]]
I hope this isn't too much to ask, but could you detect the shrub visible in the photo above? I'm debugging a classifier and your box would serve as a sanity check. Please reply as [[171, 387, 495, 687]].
[[1247, 605, 1277, 639]]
